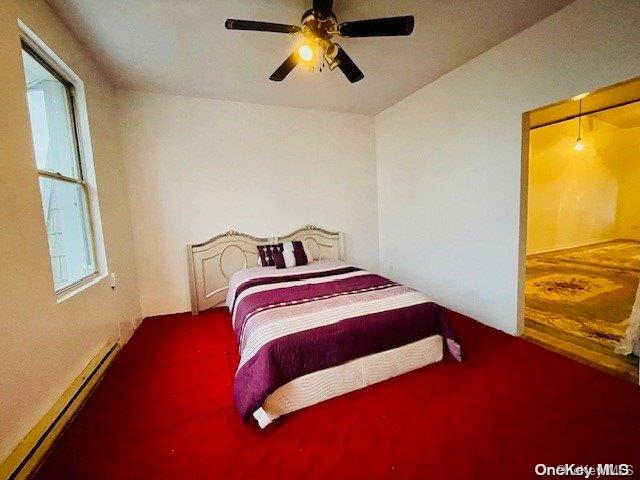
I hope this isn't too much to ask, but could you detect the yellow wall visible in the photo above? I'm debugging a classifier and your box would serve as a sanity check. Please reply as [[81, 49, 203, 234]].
[[612, 125, 640, 239], [527, 111, 640, 254]]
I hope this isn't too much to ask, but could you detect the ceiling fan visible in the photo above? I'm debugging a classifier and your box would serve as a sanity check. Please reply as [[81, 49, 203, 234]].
[[225, 0, 415, 83]]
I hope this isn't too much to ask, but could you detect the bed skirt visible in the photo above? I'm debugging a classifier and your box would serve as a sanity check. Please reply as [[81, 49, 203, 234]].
[[253, 334, 443, 428]]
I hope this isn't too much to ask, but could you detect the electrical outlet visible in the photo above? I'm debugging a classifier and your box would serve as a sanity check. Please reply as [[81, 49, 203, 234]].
[[108, 272, 116, 289], [118, 319, 134, 344]]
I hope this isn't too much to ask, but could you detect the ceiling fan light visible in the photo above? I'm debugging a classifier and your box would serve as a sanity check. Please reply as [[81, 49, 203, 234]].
[[324, 53, 340, 70], [324, 43, 338, 57], [297, 44, 314, 62], [319, 40, 339, 70]]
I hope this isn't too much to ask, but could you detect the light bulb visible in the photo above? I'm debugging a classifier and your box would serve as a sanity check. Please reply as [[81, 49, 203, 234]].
[[298, 44, 314, 63], [573, 139, 584, 152]]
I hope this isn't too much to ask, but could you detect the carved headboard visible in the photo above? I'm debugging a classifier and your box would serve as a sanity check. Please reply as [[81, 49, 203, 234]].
[[187, 226, 345, 314]]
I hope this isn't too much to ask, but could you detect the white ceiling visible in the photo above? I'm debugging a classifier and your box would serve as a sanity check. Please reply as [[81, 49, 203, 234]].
[[46, 0, 573, 115]]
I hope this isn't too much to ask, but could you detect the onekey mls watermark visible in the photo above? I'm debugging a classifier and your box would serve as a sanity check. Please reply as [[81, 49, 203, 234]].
[[535, 464, 634, 478]]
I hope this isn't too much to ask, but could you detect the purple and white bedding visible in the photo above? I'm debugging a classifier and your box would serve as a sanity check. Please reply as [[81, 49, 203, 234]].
[[226, 260, 463, 422]]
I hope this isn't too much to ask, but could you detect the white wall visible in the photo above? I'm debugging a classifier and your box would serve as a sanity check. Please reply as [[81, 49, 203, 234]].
[[119, 91, 378, 317], [0, 0, 140, 462], [375, 0, 640, 334]]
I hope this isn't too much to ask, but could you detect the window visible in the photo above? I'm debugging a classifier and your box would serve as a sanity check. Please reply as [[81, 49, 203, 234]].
[[22, 42, 97, 293]]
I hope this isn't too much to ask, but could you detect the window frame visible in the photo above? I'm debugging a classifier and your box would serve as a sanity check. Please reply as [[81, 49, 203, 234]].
[[21, 36, 100, 295]]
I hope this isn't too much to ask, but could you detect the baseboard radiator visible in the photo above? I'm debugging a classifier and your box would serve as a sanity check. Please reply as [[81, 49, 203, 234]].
[[1, 342, 120, 480]]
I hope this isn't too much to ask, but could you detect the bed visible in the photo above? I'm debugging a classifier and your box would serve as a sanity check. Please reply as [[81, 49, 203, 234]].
[[187, 226, 462, 427]]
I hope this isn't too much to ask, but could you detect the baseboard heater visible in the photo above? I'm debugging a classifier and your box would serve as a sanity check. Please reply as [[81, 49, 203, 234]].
[[3, 342, 120, 480]]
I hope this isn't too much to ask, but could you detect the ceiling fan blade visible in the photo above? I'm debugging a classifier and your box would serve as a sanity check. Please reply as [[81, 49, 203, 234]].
[[336, 46, 364, 83], [312, 0, 334, 20], [225, 19, 301, 34], [338, 16, 414, 37], [269, 52, 299, 82]]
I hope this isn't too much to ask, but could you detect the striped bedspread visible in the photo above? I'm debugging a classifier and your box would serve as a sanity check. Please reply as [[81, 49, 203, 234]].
[[226, 260, 462, 422]]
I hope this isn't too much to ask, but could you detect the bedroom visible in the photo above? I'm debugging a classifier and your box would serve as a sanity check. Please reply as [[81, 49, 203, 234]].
[[1, 1, 639, 479]]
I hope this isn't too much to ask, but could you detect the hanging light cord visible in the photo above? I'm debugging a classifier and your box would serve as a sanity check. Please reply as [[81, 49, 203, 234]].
[[577, 99, 582, 140]]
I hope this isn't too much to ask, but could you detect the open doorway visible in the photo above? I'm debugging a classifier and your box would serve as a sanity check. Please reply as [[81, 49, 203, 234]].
[[520, 78, 640, 383]]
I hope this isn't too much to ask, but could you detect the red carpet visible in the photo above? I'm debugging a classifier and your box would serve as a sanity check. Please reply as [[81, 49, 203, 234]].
[[34, 309, 639, 479]]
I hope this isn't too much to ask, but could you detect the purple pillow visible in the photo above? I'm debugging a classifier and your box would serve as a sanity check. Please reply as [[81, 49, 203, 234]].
[[272, 249, 286, 269], [257, 243, 283, 267]]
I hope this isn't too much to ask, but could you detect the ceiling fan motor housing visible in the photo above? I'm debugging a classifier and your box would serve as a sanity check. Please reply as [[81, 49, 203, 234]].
[[301, 9, 337, 40], [300, 8, 340, 69], [311, 0, 335, 22]]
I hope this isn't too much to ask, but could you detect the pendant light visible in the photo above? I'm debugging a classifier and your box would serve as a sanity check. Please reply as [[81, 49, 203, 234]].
[[573, 99, 584, 152]]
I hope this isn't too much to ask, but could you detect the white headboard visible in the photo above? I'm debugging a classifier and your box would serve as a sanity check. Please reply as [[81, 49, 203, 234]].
[[187, 226, 345, 314]]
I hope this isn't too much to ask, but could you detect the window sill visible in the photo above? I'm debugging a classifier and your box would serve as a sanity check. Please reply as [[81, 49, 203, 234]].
[[56, 273, 107, 304]]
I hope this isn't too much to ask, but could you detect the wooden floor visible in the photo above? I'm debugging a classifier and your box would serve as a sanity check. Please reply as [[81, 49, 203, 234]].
[[522, 326, 638, 384]]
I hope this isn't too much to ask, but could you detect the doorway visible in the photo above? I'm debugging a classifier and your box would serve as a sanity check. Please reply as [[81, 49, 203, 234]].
[[520, 78, 640, 383]]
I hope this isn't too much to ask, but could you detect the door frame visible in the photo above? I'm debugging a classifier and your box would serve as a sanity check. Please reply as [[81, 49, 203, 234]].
[[516, 76, 640, 336]]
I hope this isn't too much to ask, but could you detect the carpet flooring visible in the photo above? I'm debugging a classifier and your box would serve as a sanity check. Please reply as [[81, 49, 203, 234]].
[[34, 309, 640, 480]]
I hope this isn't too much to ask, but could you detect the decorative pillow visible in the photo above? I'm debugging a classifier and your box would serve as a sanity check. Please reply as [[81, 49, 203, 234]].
[[273, 241, 309, 269], [257, 243, 283, 267]]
